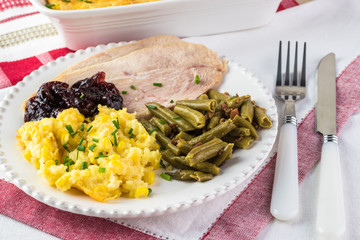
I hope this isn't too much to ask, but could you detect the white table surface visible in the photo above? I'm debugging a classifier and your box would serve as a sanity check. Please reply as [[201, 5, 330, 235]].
[[1, 0, 360, 239]]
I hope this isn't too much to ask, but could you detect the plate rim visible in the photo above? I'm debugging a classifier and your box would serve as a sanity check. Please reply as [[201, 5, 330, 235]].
[[0, 42, 278, 218]]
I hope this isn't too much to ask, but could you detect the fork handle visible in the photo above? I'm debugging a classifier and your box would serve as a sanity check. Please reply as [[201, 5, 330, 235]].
[[270, 120, 299, 220], [316, 137, 345, 238]]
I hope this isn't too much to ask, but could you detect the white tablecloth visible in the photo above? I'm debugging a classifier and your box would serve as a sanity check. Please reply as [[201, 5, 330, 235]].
[[1, 0, 360, 239]]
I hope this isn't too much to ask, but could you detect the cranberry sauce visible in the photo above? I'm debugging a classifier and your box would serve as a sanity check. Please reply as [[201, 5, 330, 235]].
[[24, 72, 123, 122]]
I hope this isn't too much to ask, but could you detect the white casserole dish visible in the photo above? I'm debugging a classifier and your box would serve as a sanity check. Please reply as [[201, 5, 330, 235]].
[[30, 0, 281, 50]]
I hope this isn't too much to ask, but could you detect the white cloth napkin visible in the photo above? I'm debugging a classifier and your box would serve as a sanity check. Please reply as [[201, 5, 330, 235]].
[[1, 0, 360, 239]]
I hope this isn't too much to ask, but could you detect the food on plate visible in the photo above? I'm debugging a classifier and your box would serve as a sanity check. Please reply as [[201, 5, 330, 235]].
[[140, 89, 272, 182], [16, 105, 161, 202], [45, 0, 158, 10], [24, 72, 123, 122], [52, 38, 227, 118]]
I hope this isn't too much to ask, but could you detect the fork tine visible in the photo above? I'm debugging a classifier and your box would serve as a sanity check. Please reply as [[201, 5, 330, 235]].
[[284, 41, 291, 86], [300, 42, 307, 87], [276, 41, 282, 86], [293, 42, 298, 86]]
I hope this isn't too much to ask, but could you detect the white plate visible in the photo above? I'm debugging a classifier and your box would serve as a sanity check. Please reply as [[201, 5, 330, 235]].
[[0, 43, 278, 218]]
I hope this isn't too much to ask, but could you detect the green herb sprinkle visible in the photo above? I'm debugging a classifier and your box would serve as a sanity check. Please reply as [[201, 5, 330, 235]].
[[160, 173, 171, 181]]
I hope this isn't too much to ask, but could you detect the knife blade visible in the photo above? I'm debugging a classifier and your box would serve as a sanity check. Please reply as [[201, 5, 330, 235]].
[[316, 53, 336, 135], [315, 53, 345, 238]]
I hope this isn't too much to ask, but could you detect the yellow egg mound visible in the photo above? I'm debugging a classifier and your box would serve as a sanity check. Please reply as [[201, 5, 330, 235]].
[[16, 106, 161, 202]]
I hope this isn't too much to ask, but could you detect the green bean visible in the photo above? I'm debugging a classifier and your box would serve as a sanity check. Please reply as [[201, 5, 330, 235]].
[[177, 139, 193, 155], [234, 136, 254, 149], [175, 131, 194, 141], [161, 150, 193, 170], [150, 117, 171, 136], [140, 120, 181, 155], [232, 115, 259, 140], [173, 105, 206, 129], [197, 94, 209, 100], [166, 170, 195, 181], [190, 171, 213, 182], [186, 138, 228, 166], [176, 99, 217, 112], [213, 143, 234, 166], [192, 162, 220, 175], [254, 106, 272, 128], [226, 95, 250, 109], [207, 89, 231, 101], [240, 100, 254, 123], [229, 127, 251, 137], [207, 110, 223, 130], [146, 102, 195, 131], [161, 149, 219, 175], [188, 119, 236, 146], [165, 165, 173, 171]]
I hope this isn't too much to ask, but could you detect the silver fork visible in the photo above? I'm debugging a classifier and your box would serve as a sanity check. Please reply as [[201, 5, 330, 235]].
[[270, 41, 306, 221]]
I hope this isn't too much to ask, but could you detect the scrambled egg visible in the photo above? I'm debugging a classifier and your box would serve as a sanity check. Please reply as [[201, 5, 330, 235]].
[[46, 0, 158, 10], [16, 106, 161, 202]]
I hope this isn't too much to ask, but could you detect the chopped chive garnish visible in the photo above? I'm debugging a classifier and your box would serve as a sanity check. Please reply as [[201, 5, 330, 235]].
[[95, 152, 108, 159], [63, 142, 70, 152], [80, 123, 84, 131], [77, 145, 85, 151], [128, 128, 133, 135], [71, 131, 78, 138], [147, 104, 156, 109], [86, 125, 93, 132], [62, 0, 70, 2], [64, 160, 75, 172], [153, 83, 162, 87], [79, 137, 84, 146], [80, 93, 85, 99], [76, 151, 79, 160], [160, 173, 171, 181], [129, 134, 135, 139], [160, 160, 166, 169], [89, 144, 97, 152], [148, 128, 158, 135], [173, 116, 182, 119], [92, 138, 99, 142], [130, 85, 136, 90], [170, 100, 174, 103], [122, 91, 127, 94], [84, 0, 92, 3], [81, 161, 88, 170], [109, 138, 114, 146], [111, 129, 118, 146], [64, 156, 70, 163], [99, 167, 106, 173], [66, 125, 74, 134], [55, 160, 59, 165], [195, 75, 200, 84], [112, 118, 120, 129], [159, 119, 167, 124], [148, 188, 152, 196], [45, 3, 55, 8]]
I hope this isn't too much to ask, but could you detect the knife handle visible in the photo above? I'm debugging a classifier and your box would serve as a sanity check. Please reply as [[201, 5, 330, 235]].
[[316, 137, 345, 238], [270, 121, 299, 220]]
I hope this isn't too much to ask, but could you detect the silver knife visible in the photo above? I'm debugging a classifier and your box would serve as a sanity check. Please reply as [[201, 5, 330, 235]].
[[316, 53, 345, 238]]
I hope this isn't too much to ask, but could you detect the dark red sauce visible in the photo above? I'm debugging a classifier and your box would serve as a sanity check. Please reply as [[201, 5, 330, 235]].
[[24, 72, 123, 122]]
